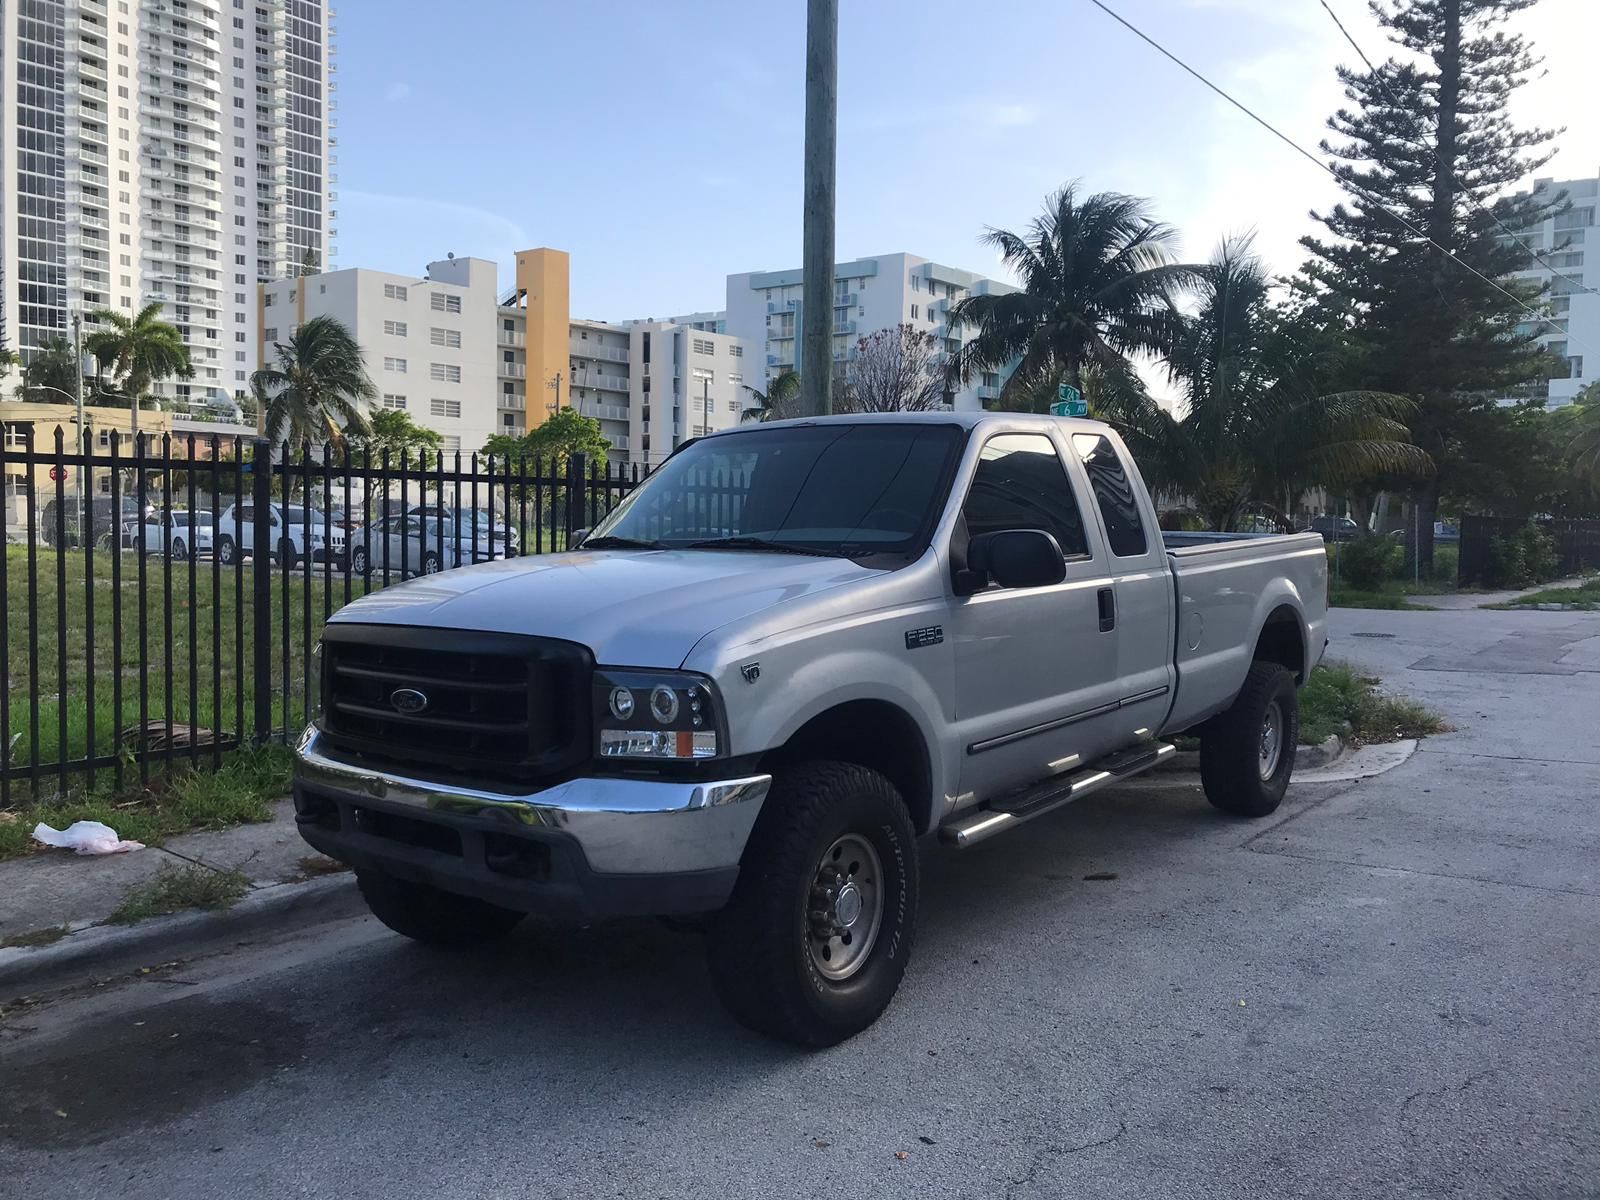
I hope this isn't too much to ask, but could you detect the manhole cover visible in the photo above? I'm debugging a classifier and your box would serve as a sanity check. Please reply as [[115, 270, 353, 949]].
[[1352, 632, 1396, 639]]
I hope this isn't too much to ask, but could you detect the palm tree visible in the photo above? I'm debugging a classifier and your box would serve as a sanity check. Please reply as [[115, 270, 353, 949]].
[[82, 303, 193, 439], [1109, 239, 1431, 531], [740, 370, 803, 422], [253, 315, 377, 447], [947, 184, 1200, 408]]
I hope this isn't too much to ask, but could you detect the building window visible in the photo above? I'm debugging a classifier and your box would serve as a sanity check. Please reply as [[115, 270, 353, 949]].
[[383, 283, 408, 300], [911, 275, 921, 292], [383, 320, 407, 337], [1571, 355, 1584, 379], [382, 394, 407, 410], [729, 344, 742, 357], [430, 363, 461, 383], [430, 293, 462, 314], [442, 436, 462, 453], [727, 399, 740, 412], [692, 338, 716, 356], [429, 398, 462, 419], [429, 327, 462, 349], [729, 372, 742, 384], [384, 357, 408, 373], [910, 305, 919, 320], [264, 327, 278, 341], [981, 371, 1000, 388]]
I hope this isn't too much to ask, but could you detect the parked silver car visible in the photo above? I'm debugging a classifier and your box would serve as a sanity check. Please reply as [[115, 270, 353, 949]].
[[346, 514, 507, 577]]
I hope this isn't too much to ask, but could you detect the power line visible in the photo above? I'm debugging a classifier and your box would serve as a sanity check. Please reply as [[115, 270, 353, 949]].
[[1084, 0, 1578, 347], [1314, 0, 1599, 299]]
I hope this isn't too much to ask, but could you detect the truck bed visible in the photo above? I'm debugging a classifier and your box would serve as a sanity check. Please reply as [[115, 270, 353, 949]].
[[1161, 531, 1330, 733]]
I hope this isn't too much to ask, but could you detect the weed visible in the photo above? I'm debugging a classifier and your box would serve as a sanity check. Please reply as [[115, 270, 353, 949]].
[[1299, 661, 1447, 745], [108, 862, 250, 925], [0, 924, 70, 949]]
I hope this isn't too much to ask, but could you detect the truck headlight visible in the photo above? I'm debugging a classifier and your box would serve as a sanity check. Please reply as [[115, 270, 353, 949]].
[[593, 669, 722, 760]]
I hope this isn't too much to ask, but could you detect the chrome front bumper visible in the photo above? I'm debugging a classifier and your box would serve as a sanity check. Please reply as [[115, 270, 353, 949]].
[[293, 729, 771, 917]]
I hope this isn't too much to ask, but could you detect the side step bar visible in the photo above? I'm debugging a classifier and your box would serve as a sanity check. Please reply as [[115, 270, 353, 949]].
[[940, 742, 1177, 850]]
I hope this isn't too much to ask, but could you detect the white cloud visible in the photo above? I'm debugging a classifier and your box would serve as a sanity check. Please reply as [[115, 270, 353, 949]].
[[336, 191, 530, 276], [383, 82, 412, 103]]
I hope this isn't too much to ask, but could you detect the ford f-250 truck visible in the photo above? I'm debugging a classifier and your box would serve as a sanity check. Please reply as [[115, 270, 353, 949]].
[[294, 413, 1327, 1046]]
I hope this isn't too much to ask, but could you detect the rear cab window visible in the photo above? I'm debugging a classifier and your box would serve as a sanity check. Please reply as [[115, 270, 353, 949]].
[[1072, 433, 1149, 558]]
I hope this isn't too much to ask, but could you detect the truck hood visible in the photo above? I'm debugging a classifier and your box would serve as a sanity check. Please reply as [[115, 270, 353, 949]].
[[327, 549, 886, 667]]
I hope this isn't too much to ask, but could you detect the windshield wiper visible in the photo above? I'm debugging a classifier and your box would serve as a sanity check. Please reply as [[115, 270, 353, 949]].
[[684, 536, 842, 558], [579, 535, 665, 550]]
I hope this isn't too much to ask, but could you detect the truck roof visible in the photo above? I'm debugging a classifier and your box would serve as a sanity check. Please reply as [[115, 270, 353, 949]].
[[707, 410, 1112, 436]]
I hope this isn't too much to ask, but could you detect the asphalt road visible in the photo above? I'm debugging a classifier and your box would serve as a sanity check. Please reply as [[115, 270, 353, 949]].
[[3, 606, 1597, 1199]]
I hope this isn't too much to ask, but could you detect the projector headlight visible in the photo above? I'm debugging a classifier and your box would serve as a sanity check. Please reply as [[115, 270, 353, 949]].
[[593, 669, 723, 761]]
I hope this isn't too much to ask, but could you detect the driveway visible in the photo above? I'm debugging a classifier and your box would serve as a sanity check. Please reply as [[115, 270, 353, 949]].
[[2, 606, 1597, 1199]]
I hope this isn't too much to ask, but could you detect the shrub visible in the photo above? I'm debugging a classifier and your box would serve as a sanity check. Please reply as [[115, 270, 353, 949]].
[[1519, 523, 1559, 583], [1430, 544, 1459, 584], [1486, 533, 1530, 588], [1338, 535, 1402, 591]]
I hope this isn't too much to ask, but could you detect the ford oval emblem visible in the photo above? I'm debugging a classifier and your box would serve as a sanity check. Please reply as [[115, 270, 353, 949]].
[[389, 687, 429, 715]]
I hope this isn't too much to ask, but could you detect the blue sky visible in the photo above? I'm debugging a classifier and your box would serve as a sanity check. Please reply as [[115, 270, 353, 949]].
[[334, 0, 1599, 322]]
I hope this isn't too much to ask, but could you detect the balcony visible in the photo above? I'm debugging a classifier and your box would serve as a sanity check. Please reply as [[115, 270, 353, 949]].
[[497, 328, 525, 348], [570, 341, 630, 363], [77, 58, 109, 83], [79, 147, 109, 167], [572, 370, 628, 393], [976, 384, 1001, 402], [831, 320, 855, 336], [590, 403, 630, 422], [497, 394, 525, 411], [153, 2, 220, 31], [499, 362, 526, 379], [75, 124, 110, 147]]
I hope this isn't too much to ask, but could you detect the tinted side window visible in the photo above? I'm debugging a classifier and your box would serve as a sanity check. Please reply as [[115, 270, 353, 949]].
[[1073, 434, 1148, 557], [962, 434, 1088, 557]]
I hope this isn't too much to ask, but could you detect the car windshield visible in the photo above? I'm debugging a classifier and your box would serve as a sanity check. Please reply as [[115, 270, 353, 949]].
[[589, 422, 963, 555]]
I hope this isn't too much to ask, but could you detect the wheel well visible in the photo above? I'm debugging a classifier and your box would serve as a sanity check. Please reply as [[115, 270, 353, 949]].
[[764, 700, 934, 834], [1254, 605, 1306, 682]]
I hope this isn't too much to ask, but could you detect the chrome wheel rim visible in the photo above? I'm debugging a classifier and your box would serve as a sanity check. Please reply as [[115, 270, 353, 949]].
[[1260, 701, 1283, 780], [806, 832, 883, 981], [422, 556, 440, 575]]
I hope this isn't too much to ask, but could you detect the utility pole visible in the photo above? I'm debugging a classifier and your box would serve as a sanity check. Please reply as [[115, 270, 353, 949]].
[[801, 0, 837, 417], [72, 310, 85, 537], [547, 370, 563, 413], [704, 372, 711, 437]]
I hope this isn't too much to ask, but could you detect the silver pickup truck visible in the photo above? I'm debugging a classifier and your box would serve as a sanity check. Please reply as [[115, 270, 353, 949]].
[[295, 413, 1327, 1046]]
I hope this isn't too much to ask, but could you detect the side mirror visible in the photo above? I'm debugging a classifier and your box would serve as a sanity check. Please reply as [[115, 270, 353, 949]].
[[963, 529, 1066, 592]]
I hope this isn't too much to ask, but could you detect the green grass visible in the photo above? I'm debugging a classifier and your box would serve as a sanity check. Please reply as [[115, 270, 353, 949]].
[[0, 924, 70, 949], [0, 743, 291, 861], [1502, 577, 1600, 610], [1299, 661, 1448, 746], [1328, 585, 1426, 610], [108, 862, 250, 925]]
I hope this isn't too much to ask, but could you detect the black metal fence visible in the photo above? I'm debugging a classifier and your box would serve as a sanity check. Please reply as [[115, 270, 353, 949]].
[[0, 428, 641, 805], [1457, 515, 1600, 587]]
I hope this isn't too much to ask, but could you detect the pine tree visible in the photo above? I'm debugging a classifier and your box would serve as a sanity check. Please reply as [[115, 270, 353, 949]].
[[1300, 0, 1562, 571]]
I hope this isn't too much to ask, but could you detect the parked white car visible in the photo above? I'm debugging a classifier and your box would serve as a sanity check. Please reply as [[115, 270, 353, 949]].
[[130, 509, 216, 560], [213, 502, 345, 569], [347, 514, 507, 577]]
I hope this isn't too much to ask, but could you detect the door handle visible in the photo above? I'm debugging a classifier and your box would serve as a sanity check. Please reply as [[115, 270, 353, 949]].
[[1097, 587, 1116, 633]]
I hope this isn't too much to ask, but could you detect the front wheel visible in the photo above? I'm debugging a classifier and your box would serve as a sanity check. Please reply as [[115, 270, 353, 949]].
[[1200, 661, 1299, 818], [420, 551, 442, 575], [350, 546, 368, 575], [170, 537, 188, 562], [356, 870, 524, 948], [706, 761, 918, 1047], [216, 534, 237, 565], [278, 538, 298, 571]]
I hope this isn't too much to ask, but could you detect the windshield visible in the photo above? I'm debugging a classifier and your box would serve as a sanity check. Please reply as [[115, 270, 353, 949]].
[[590, 423, 963, 555]]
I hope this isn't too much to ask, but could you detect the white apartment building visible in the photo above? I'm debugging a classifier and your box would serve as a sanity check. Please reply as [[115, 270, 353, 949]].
[[1501, 174, 1600, 408], [724, 252, 1020, 411], [0, 0, 334, 410], [260, 254, 498, 453]]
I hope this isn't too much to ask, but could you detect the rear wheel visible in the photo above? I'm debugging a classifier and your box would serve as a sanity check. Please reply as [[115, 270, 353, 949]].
[[170, 537, 188, 562], [216, 535, 237, 565], [278, 538, 297, 571], [350, 546, 368, 575], [706, 761, 918, 1047], [420, 551, 442, 575], [1200, 662, 1299, 818], [356, 870, 523, 948]]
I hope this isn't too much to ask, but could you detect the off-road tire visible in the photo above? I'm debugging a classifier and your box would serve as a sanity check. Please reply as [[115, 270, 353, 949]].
[[356, 870, 524, 948], [1200, 661, 1299, 818], [706, 761, 918, 1047]]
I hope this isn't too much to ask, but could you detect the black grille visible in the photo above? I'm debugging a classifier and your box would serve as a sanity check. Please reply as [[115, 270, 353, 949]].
[[318, 625, 592, 783]]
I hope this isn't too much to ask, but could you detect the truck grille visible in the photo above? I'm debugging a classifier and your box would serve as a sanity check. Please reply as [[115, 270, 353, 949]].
[[317, 625, 592, 783]]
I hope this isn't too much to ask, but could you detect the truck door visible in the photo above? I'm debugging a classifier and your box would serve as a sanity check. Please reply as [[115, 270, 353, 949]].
[[1071, 432, 1175, 740], [950, 432, 1126, 806]]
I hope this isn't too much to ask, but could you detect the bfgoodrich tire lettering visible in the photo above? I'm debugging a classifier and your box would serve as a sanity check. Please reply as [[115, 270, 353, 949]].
[[706, 761, 918, 1047], [1200, 661, 1299, 818]]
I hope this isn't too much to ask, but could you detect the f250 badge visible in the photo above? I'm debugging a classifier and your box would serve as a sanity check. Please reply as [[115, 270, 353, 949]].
[[904, 626, 943, 650]]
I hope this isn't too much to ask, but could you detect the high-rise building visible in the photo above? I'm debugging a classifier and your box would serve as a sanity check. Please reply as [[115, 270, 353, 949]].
[[1503, 174, 1600, 408], [0, 0, 335, 410], [724, 252, 1020, 411]]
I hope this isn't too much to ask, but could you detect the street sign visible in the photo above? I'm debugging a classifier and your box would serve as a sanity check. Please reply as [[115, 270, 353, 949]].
[[1050, 383, 1088, 418], [48, 466, 65, 482]]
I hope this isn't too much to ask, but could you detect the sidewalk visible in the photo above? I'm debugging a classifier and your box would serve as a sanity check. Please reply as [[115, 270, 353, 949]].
[[1, 799, 361, 993], [1424, 575, 1593, 611]]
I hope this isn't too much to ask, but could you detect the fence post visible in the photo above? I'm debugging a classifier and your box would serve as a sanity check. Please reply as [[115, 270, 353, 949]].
[[566, 452, 586, 543], [251, 439, 273, 743]]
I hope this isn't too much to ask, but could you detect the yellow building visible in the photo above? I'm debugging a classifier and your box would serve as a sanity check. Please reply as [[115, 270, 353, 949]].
[[1, 402, 174, 536], [499, 248, 572, 434]]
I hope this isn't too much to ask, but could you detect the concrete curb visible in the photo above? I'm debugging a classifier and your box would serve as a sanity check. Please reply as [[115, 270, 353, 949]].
[[1155, 733, 1345, 775], [0, 872, 363, 998]]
